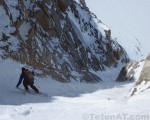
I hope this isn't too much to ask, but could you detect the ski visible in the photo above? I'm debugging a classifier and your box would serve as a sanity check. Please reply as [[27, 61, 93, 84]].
[[17, 88, 49, 97], [17, 88, 36, 95], [38, 92, 49, 97]]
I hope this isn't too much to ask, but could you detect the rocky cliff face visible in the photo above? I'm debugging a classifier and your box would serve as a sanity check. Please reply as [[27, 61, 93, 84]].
[[0, 0, 129, 82]]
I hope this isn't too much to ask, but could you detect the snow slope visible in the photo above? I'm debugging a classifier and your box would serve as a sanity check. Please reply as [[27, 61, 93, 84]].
[[85, 0, 150, 61], [0, 58, 150, 120]]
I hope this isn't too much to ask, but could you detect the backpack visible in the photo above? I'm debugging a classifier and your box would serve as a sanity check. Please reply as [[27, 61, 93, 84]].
[[24, 70, 34, 81]]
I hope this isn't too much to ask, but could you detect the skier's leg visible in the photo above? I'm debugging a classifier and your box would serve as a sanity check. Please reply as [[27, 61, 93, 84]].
[[23, 80, 29, 91], [30, 84, 39, 93]]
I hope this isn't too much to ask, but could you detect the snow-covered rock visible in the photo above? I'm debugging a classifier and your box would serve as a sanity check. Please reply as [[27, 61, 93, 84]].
[[116, 61, 140, 82], [0, 0, 128, 82], [131, 53, 150, 96]]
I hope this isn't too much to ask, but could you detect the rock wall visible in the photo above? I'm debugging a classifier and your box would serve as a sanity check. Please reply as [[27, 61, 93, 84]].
[[0, 0, 129, 82]]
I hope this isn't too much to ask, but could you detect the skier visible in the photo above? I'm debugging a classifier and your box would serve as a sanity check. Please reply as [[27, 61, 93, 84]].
[[16, 67, 39, 93]]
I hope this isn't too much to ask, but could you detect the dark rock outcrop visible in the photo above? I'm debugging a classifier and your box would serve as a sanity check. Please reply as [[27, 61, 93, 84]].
[[116, 61, 139, 82]]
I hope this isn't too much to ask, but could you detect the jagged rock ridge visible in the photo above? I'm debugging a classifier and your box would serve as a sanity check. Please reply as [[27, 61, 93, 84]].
[[0, 0, 128, 82]]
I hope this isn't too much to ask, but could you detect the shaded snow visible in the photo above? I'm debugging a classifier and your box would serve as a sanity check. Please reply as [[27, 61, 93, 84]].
[[0, 6, 15, 39], [5, 0, 20, 21], [0, 58, 150, 120], [8, 37, 20, 52], [19, 22, 31, 40]]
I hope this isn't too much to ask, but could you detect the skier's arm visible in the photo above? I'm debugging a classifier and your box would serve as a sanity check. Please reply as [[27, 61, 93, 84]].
[[16, 74, 24, 88]]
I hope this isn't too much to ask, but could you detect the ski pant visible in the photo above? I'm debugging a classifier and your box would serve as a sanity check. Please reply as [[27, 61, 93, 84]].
[[23, 80, 39, 93]]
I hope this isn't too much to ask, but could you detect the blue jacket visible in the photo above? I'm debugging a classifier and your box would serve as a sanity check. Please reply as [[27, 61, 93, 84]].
[[16, 74, 25, 87]]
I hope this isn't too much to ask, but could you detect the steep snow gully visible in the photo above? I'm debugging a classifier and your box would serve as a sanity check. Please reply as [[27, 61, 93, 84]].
[[0, 58, 150, 120], [0, 0, 150, 120]]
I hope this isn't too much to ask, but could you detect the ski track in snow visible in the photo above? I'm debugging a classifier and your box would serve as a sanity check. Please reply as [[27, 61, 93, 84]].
[[0, 59, 150, 120]]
